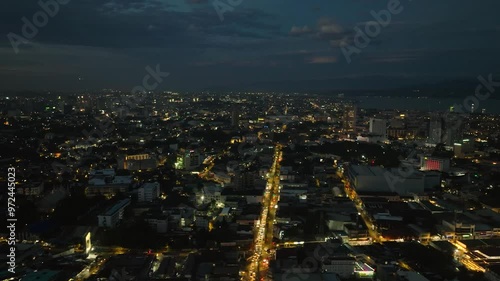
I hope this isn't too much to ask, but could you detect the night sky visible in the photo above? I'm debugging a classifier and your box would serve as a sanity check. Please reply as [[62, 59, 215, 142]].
[[1, 0, 499, 92]]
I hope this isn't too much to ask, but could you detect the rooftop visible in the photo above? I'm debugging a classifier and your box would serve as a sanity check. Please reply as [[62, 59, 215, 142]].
[[103, 198, 131, 216]]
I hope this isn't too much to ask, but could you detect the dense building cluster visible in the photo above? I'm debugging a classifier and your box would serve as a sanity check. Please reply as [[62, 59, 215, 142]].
[[1, 92, 500, 281]]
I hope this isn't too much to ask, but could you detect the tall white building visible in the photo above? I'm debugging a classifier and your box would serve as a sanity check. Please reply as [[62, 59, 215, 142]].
[[138, 182, 160, 202], [369, 118, 387, 138], [86, 169, 133, 197], [196, 184, 223, 206], [428, 113, 464, 146], [175, 150, 204, 170], [98, 199, 131, 228], [322, 257, 355, 278], [428, 117, 443, 144]]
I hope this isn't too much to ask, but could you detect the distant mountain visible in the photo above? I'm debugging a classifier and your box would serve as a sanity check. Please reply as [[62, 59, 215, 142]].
[[335, 79, 483, 98], [4, 74, 499, 98], [203, 75, 500, 99], [204, 75, 430, 93]]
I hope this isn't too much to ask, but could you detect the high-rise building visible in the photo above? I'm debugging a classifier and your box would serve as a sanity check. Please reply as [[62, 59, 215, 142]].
[[97, 199, 131, 228], [454, 139, 474, 158], [175, 150, 203, 170], [231, 107, 240, 128], [428, 116, 443, 144], [343, 104, 357, 135], [428, 113, 465, 146], [389, 118, 405, 129], [369, 118, 387, 138], [58, 100, 66, 114], [138, 182, 160, 202], [234, 171, 255, 189], [23, 99, 33, 114], [443, 113, 465, 146], [420, 156, 450, 172], [96, 98, 106, 111]]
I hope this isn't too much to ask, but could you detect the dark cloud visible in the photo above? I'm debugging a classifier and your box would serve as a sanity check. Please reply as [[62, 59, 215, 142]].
[[1, 0, 278, 50], [0, 0, 500, 91]]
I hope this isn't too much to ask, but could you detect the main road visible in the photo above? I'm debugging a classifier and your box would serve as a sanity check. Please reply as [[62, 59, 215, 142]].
[[243, 144, 282, 281], [341, 173, 382, 243]]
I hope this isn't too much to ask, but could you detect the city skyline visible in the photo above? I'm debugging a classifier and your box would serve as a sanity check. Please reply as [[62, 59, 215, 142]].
[[3, 2, 500, 281], [2, 91, 500, 281]]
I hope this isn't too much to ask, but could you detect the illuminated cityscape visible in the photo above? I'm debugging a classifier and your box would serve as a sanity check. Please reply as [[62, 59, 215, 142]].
[[1, 1, 500, 281]]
